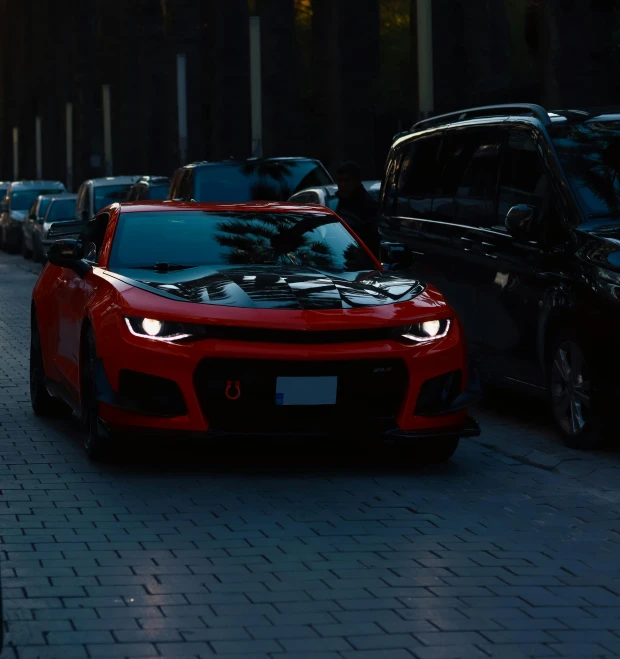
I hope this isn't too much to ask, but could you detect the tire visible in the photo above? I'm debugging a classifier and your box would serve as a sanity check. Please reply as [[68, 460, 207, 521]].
[[30, 316, 72, 418], [398, 437, 460, 464], [81, 328, 115, 462], [548, 330, 605, 449]]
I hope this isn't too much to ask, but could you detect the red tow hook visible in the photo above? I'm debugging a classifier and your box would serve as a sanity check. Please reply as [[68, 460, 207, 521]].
[[225, 380, 241, 401]]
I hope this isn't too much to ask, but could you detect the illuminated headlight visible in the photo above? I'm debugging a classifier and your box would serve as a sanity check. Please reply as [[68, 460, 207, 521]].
[[124, 317, 204, 342], [398, 318, 451, 343]]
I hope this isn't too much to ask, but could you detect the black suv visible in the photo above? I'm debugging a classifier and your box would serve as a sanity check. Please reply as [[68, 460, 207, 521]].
[[169, 157, 333, 203], [379, 103, 620, 450]]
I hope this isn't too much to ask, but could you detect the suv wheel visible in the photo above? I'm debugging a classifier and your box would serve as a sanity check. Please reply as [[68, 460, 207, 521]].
[[548, 331, 604, 449]]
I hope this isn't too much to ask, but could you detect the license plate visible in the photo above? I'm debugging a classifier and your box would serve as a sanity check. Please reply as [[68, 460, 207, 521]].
[[275, 376, 337, 406]]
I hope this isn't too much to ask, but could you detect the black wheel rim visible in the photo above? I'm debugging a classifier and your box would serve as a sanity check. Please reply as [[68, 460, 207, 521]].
[[551, 340, 592, 436]]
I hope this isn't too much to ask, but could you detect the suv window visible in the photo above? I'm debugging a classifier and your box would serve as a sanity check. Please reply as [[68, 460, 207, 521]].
[[394, 135, 443, 219], [433, 128, 503, 228], [496, 130, 550, 235]]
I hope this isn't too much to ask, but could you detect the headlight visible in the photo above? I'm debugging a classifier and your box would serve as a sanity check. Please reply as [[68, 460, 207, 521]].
[[397, 318, 451, 343], [124, 317, 204, 342]]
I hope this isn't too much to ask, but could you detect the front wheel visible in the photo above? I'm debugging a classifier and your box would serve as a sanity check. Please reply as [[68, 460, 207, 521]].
[[81, 329, 115, 461], [548, 331, 605, 449]]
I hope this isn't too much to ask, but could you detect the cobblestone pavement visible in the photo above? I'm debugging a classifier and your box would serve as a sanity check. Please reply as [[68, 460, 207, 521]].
[[3, 252, 620, 659]]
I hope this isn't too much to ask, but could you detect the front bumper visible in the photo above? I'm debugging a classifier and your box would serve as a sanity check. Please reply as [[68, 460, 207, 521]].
[[93, 316, 476, 439]]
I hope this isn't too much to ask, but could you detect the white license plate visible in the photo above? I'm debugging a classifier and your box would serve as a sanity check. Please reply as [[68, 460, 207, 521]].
[[275, 376, 337, 406]]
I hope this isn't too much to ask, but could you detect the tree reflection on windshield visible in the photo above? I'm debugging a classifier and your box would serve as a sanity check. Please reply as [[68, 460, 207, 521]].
[[551, 121, 620, 217]]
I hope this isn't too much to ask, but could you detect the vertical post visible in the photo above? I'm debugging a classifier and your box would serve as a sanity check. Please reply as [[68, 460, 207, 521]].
[[102, 84, 113, 175], [12, 127, 18, 180], [176, 53, 188, 165], [249, 16, 263, 157], [35, 116, 42, 179], [66, 103, 73, 192], [417, 0, 434, 119]]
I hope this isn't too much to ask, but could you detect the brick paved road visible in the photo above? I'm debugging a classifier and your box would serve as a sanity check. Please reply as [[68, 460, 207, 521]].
[[3, 252, 620, 659]]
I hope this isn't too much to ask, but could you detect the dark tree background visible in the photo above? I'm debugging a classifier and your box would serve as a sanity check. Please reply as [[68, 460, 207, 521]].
[[0, 0, 619, 187]]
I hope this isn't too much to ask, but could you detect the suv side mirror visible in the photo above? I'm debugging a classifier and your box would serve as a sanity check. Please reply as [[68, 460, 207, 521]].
[[48, 239, 91, 276], [505, 204, 536, 240], [380, 241, 413, 270]]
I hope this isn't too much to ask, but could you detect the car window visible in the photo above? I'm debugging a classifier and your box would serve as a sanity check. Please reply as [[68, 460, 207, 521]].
[[148, 185, 169, 201], [496, 130, 550, 237], [10, 188, 64, 211], [109, 210, 376, 274], [37, 198, 52, 221], [193, 161, 332, 202], [179, 170, 194, 201], [46, 198, 77, 222], [94, 184, 132, 213], [395, 135, 443, 220], [125, 185, 140, 201], [433, 128, 503, 228]]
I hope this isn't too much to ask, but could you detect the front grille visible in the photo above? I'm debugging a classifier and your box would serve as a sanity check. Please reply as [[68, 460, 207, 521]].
[[197, 325, 398, 344], [194, 358, 408, 433]]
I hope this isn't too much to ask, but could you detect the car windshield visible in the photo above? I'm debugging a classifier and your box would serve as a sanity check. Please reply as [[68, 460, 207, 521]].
[[47, 198, 77, 221], [109, 210, 375, 273], [95, 184, 133, 212], [550, 120, 620, 217], [194, 161, 332, 202], [11, 188, 63, 210], [148, 185, 169, 200]]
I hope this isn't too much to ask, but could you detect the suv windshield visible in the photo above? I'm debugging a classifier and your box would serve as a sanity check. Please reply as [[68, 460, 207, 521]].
[[551, 120, 620, 217], [194, 161, 332, 202], [11, 188, 63, 211], [95, 184, 133, 212], [47, 198, 77, 222], [109, 211, 375, 274]]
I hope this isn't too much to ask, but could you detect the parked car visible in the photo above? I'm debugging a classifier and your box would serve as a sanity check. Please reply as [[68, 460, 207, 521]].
[[22, 194, 54, 258], [1, 180, 65, 252], [31, 200, 479, 462], [169, 157, 333, 203], [288, 180, 381, 210], [32, 194, 78, 262], [379, 103, 620, 450], [126, 176, 171, 201], [75, 176, 140, 222]]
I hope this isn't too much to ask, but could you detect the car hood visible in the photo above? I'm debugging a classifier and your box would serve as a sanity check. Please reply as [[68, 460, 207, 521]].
[[577, 222, 620, 271], [112, 265, 425, 310]]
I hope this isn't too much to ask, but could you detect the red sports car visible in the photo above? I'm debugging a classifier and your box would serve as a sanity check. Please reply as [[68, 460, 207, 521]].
[[30, 201, 479, 461]]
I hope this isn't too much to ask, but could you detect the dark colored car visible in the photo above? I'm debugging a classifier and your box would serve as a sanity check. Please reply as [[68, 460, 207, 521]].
[[1, 180, 66, 252], [169, 157, 334, 203], [379, 103, 620, 450], [31, 201, 478, 462], [126, 176, 171, 201], [33, 194, 78, 261], [22, 194, 54, 258]]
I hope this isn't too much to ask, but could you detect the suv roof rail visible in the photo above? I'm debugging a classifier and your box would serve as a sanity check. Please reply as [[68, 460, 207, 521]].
[[411, 103, 551, 131]]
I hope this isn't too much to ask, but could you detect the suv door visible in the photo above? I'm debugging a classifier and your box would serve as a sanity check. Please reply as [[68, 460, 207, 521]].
[[468, 126, 564, 387]]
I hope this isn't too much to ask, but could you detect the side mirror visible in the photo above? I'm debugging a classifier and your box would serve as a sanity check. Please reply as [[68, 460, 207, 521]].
[[48, 239, 91, 276], [505, 204, 536, 240], [380, 241, 413, 270], [47, 221, 84, 242]]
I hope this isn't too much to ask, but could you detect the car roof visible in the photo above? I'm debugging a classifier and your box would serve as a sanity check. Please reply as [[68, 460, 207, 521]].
[[180, 157, 322, 170], [116, 201, 336, 215], [47, 193, 78, 202], [85, 176, 141, 186], [10, 180, 64, 189]]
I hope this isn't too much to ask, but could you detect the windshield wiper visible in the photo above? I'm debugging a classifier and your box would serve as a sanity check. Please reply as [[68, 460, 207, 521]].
[[127, 263, 195, 272]]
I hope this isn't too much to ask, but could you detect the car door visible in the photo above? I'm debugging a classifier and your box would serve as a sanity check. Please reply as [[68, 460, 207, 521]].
[[54, 213, 110, 393], [467, 126, 562, 387]]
